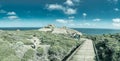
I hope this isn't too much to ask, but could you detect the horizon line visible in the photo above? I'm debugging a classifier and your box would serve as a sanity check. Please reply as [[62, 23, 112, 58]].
[[0, 27, 119, 30]]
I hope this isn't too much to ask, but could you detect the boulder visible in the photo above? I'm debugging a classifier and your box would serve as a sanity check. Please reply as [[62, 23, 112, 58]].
[[38, 24, 55, 32], [52, 28, 67, 34], [38, 28, 52, 32]]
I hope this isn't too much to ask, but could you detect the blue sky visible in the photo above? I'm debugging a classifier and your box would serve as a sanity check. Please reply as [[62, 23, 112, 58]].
[[0, 0, 120, 29]]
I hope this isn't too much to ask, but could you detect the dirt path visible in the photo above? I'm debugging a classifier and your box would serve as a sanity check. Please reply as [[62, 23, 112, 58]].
[[69, 39, 95, 61]]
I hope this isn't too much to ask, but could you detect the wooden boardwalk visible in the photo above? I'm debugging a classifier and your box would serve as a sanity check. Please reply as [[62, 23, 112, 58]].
[[68, 39, 96, 61]]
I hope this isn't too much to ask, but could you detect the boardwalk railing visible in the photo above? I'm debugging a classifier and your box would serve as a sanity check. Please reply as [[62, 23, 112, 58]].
[[62, 40, 85, 61], [92, 40, 100, 61], [62, 38, 100, 61]]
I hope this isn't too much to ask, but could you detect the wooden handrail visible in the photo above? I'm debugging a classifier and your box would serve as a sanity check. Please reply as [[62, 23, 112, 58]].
[[92, 40, 100, 61], [62, 40, 85, 61]]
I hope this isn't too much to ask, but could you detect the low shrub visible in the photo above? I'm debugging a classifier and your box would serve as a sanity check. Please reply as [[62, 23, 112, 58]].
[[36, 47, 44, 56], [21, 49, 34, 61]]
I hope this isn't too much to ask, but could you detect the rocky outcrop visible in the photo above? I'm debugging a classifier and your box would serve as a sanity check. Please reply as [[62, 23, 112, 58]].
[[67, 29, 82, 36], [38, 25, 82, 36], [38, 28, 52, 32], [38, 24, 55, 32], [52, 28, 68, 34]]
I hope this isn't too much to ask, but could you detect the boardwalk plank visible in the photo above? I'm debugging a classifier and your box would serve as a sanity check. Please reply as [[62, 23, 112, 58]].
[[69, 39, 95, 61]]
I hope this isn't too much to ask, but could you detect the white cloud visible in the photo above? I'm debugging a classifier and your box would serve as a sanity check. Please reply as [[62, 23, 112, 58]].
[[47, 4, 64, 10], [112, 18, 120, 27], [112, 23, 120, 27], [83, 13, 87, 17], [47, 4, 77, 15], [46, 0, 79, 15], [8, 16, 18, 20], [114, 8, 119, 11], [69, 22, 92, 28], [7, 11, 16, 15], [84, 23, 90, 26], [65, 0, 74, 6], [56, 19, 68, 24], [74, 23, 91, 26], [0, 10, 7, 13], [64, 8, 76, 15], [68, 20, 74, 23], [77, 24, 83, 26], [113, 18, 120, 23], [56, 19, 74, 24], [69, 23, 76, 26], [93, 18, 101, 22], [5, 11, 20, 20]]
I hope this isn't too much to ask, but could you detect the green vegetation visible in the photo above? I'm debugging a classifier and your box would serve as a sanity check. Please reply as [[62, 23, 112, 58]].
[[2, 54, 21, 61], [21, 49, 34, 61], [0, 39, 17, 61], [86, 33, 120, 61], [0, 30, 82, 61], [36, 47, 44, 56]]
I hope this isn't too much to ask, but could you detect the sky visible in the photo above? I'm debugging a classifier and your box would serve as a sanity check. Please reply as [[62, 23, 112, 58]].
[[0, 0, 120, 29]]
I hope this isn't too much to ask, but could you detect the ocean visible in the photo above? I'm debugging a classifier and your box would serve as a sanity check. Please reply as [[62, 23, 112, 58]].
[[0, 27, 40, 31], [0, 27, 120, 35], [73, 28, 120, 35]]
